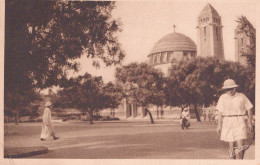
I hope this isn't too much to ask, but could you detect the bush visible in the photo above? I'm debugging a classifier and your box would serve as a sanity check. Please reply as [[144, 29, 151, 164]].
[[100, 116, 120, 121]]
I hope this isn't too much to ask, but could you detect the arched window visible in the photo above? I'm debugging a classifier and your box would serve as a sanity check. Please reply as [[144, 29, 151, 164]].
[[150, 55, 153, 64], [160, 53, 164, 63], [204, 27, 206, 41], [190, 52, 195, 58], [167, 51, 172, 62], [154, 54, 157, 64], [216, 27, 219, 41], [183, 52, 188, 60]]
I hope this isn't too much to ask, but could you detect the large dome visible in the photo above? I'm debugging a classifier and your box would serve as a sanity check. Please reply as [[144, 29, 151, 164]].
[[149, 32, 197, 55]]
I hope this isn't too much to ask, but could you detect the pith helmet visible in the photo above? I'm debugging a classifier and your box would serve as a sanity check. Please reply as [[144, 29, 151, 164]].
[[222, 79, 238, 89], [45, 101, 52, 107]]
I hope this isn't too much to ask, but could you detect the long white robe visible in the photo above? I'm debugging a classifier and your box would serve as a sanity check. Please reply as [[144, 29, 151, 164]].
[[40, 107, 55, 139]]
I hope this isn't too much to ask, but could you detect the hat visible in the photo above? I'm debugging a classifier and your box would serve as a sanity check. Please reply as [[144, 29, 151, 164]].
[[45, 101, 52, 107], [222, 79, 239, 89]]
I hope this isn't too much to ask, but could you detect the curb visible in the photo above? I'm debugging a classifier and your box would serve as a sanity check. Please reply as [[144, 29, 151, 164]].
[[4, 146, 48, 158]]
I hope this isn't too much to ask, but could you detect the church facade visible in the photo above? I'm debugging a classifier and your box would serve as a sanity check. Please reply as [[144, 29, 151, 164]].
[[147, 3, 227, 76], [118, 3, 253, 119]]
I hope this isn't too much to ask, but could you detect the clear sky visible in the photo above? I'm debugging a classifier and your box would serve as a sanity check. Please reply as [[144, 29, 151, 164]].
[[69, 0, 257, 83]]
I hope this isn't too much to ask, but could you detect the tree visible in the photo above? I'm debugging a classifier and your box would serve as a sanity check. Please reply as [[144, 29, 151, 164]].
[[167, 59, 203, 121], [53, 73, 105, 124], [115, 63, 165, 123], [4, 88, 42, 124], [236, 16, 256, 68], [168, 57, 255, 121], [5, 1, 125, 121], [236, 16, 256, 113], [102, 82, 124, 118]]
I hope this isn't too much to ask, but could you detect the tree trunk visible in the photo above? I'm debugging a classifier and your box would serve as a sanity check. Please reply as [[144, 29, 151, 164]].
[[160, 106, 164, 119], [15, 111, 19, 125], [112, 108, 115, 118], [156, 106, 159, 119], [145, 108, 154, 124], [89, 109, 94, 124], [194, 104, 201, 122], [142, 108, 146, 117]]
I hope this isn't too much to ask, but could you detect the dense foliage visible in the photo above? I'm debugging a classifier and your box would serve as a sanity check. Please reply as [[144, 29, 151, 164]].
[[5, 1, 124, 122], [236, 16, 256, 68], [54, 73, 123, 124], [115, 62, 165, 123], [167, 57, 255, 121]]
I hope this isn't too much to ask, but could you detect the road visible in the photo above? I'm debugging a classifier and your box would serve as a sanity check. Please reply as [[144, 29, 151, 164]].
[[4, 120, 254, 159]]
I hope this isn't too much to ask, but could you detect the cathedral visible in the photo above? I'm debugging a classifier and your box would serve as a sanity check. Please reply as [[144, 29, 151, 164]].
[[119, 3, 254, 119], [148, 3, 254, 75], [148, 3, 226, 75]]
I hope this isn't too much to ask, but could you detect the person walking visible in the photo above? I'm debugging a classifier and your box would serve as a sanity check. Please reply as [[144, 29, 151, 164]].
[[40, 101, 59, 141], [208, 111, 212, 122], [203, 111, 207, 122], [180, 107, 191, 129], [216, 79, 253, 159]]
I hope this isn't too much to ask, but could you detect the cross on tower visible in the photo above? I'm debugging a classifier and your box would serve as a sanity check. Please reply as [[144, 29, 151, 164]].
[[173, 24, 176, 32]]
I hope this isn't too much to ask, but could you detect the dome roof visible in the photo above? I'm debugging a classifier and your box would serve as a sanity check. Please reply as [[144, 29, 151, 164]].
[[149, 32, 197, 55]]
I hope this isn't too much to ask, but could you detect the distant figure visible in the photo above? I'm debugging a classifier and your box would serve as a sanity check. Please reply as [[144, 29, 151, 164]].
[[180, 108, 190, 129], [40, 101, 59, 141], [213, 110, 219, 124], [208, 112, 212, 122], [160, 108, 164, 119], [216, 79, 253, 159], [203, 112, 207, 121]]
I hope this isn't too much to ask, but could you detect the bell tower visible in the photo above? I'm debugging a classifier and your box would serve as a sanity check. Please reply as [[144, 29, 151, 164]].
[[234, 17, 255, 66], [197, 3, 224, 60]]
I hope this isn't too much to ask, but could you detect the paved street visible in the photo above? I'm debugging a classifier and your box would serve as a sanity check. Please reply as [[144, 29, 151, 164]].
[[4, 119, 254, 159]]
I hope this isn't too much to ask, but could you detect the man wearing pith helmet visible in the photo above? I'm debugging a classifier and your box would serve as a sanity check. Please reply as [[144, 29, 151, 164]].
[[216, 79, 253, 159]]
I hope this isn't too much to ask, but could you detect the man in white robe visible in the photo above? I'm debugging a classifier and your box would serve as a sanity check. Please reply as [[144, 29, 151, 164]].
[[40, 101, 59, 141]]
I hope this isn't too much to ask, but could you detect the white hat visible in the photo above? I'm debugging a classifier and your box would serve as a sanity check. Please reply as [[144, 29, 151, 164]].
[[45, 101, 52, 107], [222, 79, 239, 89]]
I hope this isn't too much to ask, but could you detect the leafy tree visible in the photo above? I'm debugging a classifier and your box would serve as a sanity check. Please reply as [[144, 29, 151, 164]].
[[53, 73, 105, 124], [150, 80, 166, 119], [5, 1, 125, 121], [236, 16, 256, 113], [168, 57, 255, 121], [236, 16, 256, 68], [102, 82, 124, 118], [115, 63, 165, 124], [4, 89, 42, 124]]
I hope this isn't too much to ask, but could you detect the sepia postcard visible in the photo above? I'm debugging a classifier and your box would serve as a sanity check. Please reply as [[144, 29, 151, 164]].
[[0, 0, 259, 165]]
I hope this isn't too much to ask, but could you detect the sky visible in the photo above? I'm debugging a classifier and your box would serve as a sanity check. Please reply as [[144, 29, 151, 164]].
[[75, 0, 257, 84]]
